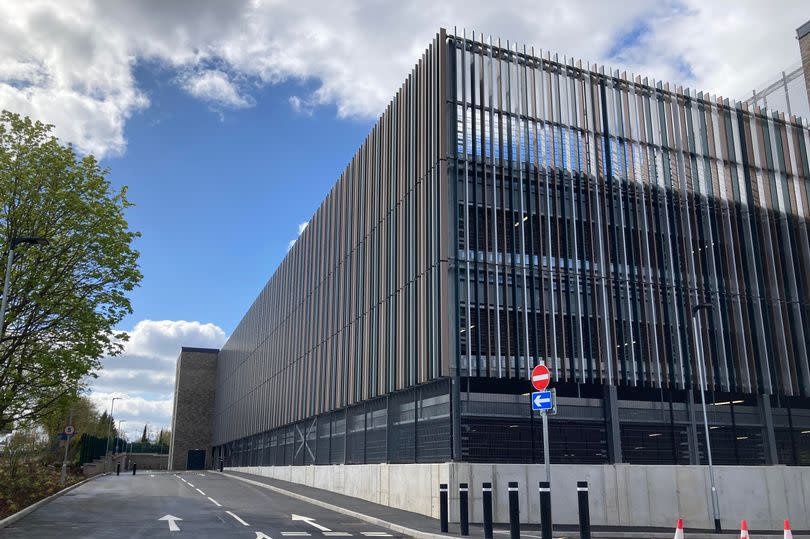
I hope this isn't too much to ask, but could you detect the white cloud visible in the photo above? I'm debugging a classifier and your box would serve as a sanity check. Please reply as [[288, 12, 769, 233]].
[[289, 95, 314, 116], [1, 1, 808, 158], [87, 319, 226, 441], [287, 221, 309, 250], [179, 69, 253, 109]]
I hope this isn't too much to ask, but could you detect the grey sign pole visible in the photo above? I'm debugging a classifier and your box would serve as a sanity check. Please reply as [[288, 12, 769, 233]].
[[59, 410, 73, 486], [542, 410, 550, 483]]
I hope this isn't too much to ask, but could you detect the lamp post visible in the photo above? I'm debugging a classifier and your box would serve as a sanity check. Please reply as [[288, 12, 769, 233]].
[[692, 303, 721, 533], [105, 397, 122, 471], [0, 237, 49, 340]]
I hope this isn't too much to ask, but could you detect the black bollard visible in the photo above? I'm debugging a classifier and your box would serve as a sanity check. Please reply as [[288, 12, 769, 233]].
[[439, 483, 449, 533], [132, 463, 137, 475], [577, 481, 591, 539], [219, 457, 224, 472], [482, 482, 493, 539], [508, 481, 520, 539], [116, 463, 120, 476], [459, 483, 469, 536], [539, 481, 552, 539]]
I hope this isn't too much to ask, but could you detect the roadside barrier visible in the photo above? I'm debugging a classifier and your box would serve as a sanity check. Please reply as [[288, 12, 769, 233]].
[[508, 481, 520, 539], [538, 481, 552, 539], [481, 482, 493, 539], [438, 483, 448, 533], [740, 520, 749, 539], [577, 481, 590, 539], [458, 483, 469, 536], [673, 518, 684, 539]]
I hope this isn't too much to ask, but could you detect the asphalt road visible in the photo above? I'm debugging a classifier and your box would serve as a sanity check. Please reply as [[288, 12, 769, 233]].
[[0, 471, 406, 538]]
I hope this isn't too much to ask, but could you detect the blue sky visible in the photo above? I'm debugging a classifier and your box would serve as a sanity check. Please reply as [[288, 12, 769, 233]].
[[2, 0, 807, 439], [105, 63, 374, 334]]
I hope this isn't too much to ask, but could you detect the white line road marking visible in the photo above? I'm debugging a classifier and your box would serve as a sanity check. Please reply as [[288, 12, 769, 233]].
[[323, 533, 352, 536], [187, 483, 195, 488], [207, 497, 222, 507], [361, 533, 392, 537], [179, 478, 187, 483], [291, 514, 331, 532], [158, 515, 182, 532], [226, 511, 250, 526], [196, 488, 206, 496], [280, 533, 310, 537]]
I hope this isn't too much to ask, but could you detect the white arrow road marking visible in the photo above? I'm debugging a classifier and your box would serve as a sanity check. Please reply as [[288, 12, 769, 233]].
[[280, 533, 310, 537], [207, 497, 222, 507], [291, 514, 331, 532], [196, 488, 206, 496], [226, 511, 250, 526], [158, 515, 182, 532], [255, 533, 273, 539]]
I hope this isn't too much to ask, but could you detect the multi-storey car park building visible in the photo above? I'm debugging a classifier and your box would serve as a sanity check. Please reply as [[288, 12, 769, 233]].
[[171, 29, 810, 525]]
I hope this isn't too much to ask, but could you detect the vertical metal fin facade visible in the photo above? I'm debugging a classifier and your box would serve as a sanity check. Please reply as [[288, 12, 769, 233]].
[[212, 29, 810, 452], [451, 34, 810, 398], [212, 31, 450, 447]]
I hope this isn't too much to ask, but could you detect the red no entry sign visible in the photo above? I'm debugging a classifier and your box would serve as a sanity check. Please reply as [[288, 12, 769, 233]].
[[531, 364, 551, 391]]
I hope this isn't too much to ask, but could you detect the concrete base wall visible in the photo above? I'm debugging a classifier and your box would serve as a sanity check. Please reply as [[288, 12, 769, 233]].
[[229, 463, 810, 530], [126, 453, 169, 471]]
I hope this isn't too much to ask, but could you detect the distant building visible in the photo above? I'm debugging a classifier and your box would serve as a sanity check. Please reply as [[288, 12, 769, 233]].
[[173, 29, 810, 475]]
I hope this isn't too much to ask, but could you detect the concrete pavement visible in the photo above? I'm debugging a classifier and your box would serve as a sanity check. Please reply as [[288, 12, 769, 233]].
[[0, 471, 407, 538]]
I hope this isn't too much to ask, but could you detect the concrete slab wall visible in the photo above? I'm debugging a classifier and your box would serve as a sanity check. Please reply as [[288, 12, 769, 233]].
[[229, 463, 810, 530]]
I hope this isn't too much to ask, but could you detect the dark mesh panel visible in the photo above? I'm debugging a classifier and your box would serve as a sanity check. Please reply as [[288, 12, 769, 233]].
[[330, 411, 345, 464], [366, 400, 388, 463]]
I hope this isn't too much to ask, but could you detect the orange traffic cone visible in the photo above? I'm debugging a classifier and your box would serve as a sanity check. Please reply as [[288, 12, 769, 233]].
[[740, 520, 749, 539], [673, 518, 684, 539], [784, 520, 793, 539]]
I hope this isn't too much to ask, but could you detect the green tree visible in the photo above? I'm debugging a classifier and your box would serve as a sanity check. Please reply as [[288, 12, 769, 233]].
[[0, 111, 141, 432], [158, 428, 171, 447]]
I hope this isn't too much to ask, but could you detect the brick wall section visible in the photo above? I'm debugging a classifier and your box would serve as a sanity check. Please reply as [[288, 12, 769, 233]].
[[801, 31, 810, 110], [168, 348, 219, 470]]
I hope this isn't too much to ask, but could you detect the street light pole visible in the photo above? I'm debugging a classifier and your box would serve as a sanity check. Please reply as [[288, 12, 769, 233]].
[[0, 237, 49, 340], [105, 397, 121, 471], [692, 304, 721, 533]]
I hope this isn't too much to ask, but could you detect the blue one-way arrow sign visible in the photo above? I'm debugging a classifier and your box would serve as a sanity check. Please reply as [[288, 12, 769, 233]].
[[532, 391, 553, 411]]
